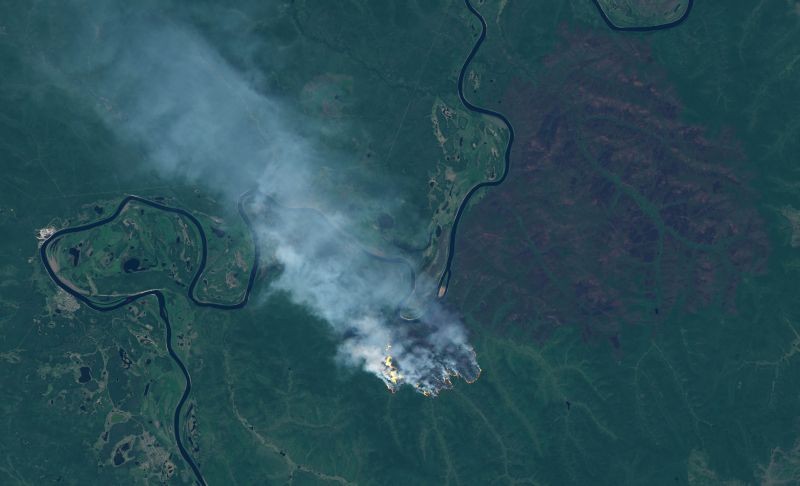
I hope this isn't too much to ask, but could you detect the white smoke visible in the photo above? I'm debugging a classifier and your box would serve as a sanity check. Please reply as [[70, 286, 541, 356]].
[[38, 2, 480, 395]]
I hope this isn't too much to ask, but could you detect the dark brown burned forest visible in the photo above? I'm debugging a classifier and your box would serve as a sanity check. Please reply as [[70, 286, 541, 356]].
[[451, 28, 769, 346]]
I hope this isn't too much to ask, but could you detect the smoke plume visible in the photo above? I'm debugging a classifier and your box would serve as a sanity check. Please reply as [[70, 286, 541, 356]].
[[38, 2, 480, 395]]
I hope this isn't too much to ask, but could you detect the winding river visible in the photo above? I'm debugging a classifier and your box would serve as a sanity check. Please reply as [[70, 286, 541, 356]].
[[40, 192, 260, 486], [436, 0, 516, 297], [437, 0, 694, 295], [591, 0, 694, 32]]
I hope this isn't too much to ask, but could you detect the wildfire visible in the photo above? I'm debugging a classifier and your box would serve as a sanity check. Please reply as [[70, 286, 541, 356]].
[[382, 345, 403, 385], [378, 343, 479, 396]]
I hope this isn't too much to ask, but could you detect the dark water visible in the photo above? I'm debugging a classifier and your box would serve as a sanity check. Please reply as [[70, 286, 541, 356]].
[[113, 451, 124, 466], [68, 247, 80, 266], [122, 258, 141, 273], [78, 366, 92, 383]]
